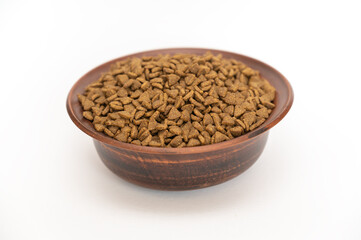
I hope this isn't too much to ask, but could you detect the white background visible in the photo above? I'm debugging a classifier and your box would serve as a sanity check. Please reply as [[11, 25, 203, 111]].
[[1, 0, 360, 239]]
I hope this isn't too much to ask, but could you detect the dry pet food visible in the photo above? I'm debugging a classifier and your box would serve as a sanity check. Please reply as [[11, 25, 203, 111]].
[[78, 52, 276, 147]]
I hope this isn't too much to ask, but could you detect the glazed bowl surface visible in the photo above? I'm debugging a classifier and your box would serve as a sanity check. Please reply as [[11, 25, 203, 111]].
[[66, 48, 293, 190]]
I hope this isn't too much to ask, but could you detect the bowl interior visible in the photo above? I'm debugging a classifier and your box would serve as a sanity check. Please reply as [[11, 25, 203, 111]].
[[67, 48, 293, 153]]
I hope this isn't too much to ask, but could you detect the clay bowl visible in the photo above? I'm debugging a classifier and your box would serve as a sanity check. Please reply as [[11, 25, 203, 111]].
[[66, 48, 293, 190]]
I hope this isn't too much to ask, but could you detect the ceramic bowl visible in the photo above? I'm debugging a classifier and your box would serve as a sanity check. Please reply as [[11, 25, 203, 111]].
[[66, 48, 293, 190]]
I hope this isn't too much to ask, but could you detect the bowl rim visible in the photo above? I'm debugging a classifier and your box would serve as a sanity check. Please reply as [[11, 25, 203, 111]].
[[66, 48, 294, 154]]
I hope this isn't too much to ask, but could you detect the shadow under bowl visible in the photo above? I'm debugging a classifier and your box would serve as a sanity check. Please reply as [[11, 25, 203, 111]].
[[66, 48, 293, 190]]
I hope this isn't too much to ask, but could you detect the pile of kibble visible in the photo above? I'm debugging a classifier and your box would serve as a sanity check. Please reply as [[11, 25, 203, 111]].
[[78, 52, 275, 147]]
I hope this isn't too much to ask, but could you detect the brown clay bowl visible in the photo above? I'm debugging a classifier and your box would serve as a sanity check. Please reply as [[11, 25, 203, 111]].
[[66, 48, 293, 190]]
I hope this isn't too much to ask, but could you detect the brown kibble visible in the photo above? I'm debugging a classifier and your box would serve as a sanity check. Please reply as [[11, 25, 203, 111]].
[[190, 114, 201, 121], [123, 79, 134, 88], [197, 65, 210, 75], [217, 87, 228, 98], [120, 97, 132, 105], [152, 83, 163, 89], [234, 105, 246, 118], [104, 128, 115, 137], [218, 72, 227, 81], [256, 107, 269, 118], [204, 96, 219, 105], [189, 98, 205, 110], [226, 130, 234, 139], [82, 98, 94, 111], [117, 74, 129, 84], [250, 117, 266, 131], [205, 70, 217, 79], [177, 142, 186, 148], [132, 140, 141, 145], [149, 140, 162, 147], [263, 101, 275, 109], [93, 116, 107, 124], [158, 130, 167, 145], [127, 72, 138, 78], [201, 131, 211, 144], [185, 74, 195, 85], [101, 105, 109, 115], [242, 112, 257, 126], [235, 119, 246, 129], [192, 122, 204, 132], [91, 106, 102, 116], [166, 89, 178, 98], [130, 125, 138, 139], [203, 113, 213, 126], [168, 107, 181, 120], [117, 88, 128, 97], [187, 138, 201, 147], [167, 120, 176, 126], [138, 128, 149, 140], [180, 109, 191, 122], [119, 111, 131, 119], [181, 122, 192, 142], [198, 134, 206, 145], [156, 120, 168, 130], [109, 101, 123, 110], [188, 128, 199, 139], [94, 124, 105, 132], [194, 91, 205, 102], [140, 81, 150, 90], [83, 111, 93, 121], [112, 119, 126, 128], [169, 126, 182, 135], [163, 67, 174, 74], [148, 118, 158, 131], [94, 96, 107, 105], [157, 103, 166, 113], [193, 108, 204, 118], [141, 134, 152, 146], [230, 126, 244, 137], [215, 124, 226, 134], [224, 105, 234, 116], [152, 100, 163, 109], [79, 52, 275, 147], [174, 96, 183, 109], [242, 67, 256, 76], [211, 106, 221, 113], [106, 93, 117, 102], [134, 110, 145, 120], [222, 115, 235, 126], [115, 132, 129, 142], [183, 90, 194, 101], [223, 92, 239, 105], [168, 74, 180, 86], [205, 124, 216, 135], [169, 136, 183, 147], [210, 113, 221, 125], [181, 104, 194, 113], [214, 131, 229, 143]]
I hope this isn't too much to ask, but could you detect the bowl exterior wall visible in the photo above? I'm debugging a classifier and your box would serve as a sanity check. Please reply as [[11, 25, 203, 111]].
[[94, 132, 269, 190]]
